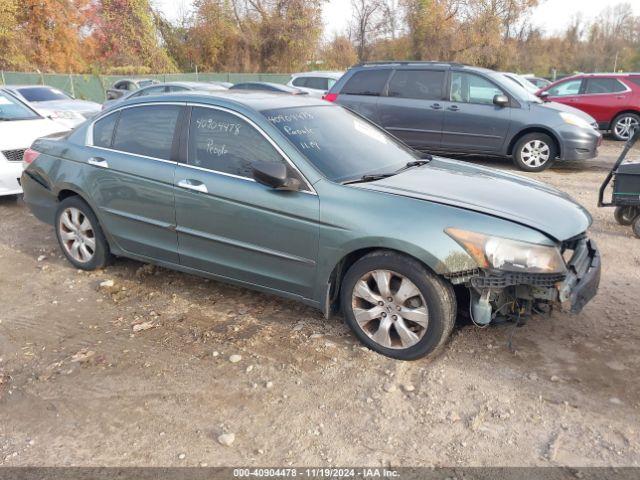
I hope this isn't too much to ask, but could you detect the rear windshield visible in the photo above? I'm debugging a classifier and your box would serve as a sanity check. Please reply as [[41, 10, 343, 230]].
[[0, 91, 40, 120], [263, 105, 418, 183], [17, 87, 70, 102]]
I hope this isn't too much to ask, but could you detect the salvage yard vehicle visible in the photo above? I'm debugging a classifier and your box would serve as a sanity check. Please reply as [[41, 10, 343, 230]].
[[21, 91, 601, 360], [287, 71, 344, 97], [101, 81, 229, 110], [0, 90, 68, 197], [325, 62, 602, 172], [105, 78, 159, 101], [538, 73, 640, 141], [3, 85, 101, 128]]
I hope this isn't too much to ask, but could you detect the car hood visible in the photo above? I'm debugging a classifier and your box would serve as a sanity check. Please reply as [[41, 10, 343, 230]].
[[0, 118, 69, 150], [32, 99, 101, 114], [533, 100, 597, 123], [357, 157, 591, 242]]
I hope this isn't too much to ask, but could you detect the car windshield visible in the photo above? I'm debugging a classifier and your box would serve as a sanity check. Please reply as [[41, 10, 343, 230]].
[[0, 91, 40, 120], [263, 105, 419, 183], [17, 87, 70, 102], [499, 74, 542, 103]]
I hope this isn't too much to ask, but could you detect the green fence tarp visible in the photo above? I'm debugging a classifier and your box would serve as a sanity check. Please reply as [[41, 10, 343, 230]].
[[0, 71, 291, 103]]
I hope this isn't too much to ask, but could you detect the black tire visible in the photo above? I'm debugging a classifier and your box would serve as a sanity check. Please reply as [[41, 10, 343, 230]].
[[633, 216, 640, 239], [611, 113, 640, 141], [512, 133, 557, 172], [614, 206, 639, 226], [340, 250, 456, 361], [54, 196, 113, 270]]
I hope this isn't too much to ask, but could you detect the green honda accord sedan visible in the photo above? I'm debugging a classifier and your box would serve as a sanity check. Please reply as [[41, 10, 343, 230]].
[[21, 91, 601, 360]]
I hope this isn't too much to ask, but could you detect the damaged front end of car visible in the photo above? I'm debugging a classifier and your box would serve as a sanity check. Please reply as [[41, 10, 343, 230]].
[[444, 229, 601, 325]]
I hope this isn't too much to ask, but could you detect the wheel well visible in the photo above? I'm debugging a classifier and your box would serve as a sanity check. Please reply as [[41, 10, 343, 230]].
[[507, 128, 561, 157], [325, 247, 441, 317], [57, 189, 79, 202], [612, 110, 640, 123]]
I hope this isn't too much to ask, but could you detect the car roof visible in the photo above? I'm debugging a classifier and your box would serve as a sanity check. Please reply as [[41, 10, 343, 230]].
[[291, 71, 344, 78], [3, 85, 61, 90], [116, 90, 329, 113], [140, 81, 226, 89]]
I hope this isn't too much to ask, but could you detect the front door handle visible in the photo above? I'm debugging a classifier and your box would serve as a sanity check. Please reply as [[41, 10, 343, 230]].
[[177, 179, 208, 194], [88, 157, 109, 168], [447, 105, 460, 112], [430, 103, 442, 110]]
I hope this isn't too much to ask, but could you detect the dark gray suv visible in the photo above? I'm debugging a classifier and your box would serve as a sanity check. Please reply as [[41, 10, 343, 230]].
[[325, 62, 602, 172]]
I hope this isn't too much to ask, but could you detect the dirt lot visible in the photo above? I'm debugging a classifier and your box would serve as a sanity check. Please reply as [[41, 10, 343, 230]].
[[1, 140, 639, 467]]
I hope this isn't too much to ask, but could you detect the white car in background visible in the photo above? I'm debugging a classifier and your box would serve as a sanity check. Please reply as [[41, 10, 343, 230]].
[[287, 71, 344, 97], [0, 90, 68, 197], [501, 72, 540, 95], [3, 85, 101, 129]]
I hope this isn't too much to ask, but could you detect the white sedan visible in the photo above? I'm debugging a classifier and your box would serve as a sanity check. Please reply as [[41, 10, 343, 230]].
[[0, 90, 69, 197]]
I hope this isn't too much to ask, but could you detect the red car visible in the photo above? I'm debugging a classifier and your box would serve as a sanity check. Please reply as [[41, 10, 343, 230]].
[[538, 73, 640, 141]]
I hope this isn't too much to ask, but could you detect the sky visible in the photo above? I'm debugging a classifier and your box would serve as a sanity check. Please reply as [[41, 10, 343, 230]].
[[153, 0, 640, 38]]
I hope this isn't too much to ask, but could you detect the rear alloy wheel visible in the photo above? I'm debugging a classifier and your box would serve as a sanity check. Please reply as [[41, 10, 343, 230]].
[[55, 196, 112, 270], [614, 206, 639, 226], [513, 133, 557, 172], [341, 251, 456, 360], [633, 216, 640, 239], [612, 113, 640, 141]]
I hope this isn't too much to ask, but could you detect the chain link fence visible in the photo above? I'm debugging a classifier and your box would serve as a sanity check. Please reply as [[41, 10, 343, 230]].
[[0, 72, 291, 103]]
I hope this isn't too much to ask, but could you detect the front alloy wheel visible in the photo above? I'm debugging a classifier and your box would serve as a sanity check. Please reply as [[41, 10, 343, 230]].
[[513, 133, 557, 172], [351, 270, 428, 349], [612, 114, 640, 141], [341, 251, 456, 360]]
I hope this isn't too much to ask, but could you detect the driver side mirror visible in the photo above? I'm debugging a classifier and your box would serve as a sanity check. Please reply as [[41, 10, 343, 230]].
[[252, 161, 301, 191], [493, 94, 509, 107], [538, 91, 550, 101]]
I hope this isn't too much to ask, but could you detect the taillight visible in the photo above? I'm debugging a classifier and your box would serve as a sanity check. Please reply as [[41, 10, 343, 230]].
[[23, 148, 40, 165], [323, 93, 339, 102]]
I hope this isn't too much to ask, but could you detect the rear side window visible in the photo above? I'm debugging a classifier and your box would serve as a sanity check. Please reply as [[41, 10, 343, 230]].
[[450, 72, 504, 105], [188, 106, 284, 178], [112, 105, 181, 160], [304, 77, 329, 90], [93, 112, 119, 148], [292, 77, 306, 87], [341, 70, 390, 96], [388, 70, 445, 100], [585, 78, 627, 94]]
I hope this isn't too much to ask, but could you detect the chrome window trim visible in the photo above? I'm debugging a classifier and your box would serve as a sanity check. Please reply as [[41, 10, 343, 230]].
[[186, 102, 316, 195], [582, 78, 631, 96], [86, 101, 317, 195]]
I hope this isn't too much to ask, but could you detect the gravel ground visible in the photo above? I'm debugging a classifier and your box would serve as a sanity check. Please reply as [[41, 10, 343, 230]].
[[0, 140, 639, 467]]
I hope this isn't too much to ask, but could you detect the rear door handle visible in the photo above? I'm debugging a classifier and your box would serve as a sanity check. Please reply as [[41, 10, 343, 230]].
[[430, 103, 442, 110], [447, 105, 460, 112], [177, 179, 208, 193], [88, 157, 109, 168]]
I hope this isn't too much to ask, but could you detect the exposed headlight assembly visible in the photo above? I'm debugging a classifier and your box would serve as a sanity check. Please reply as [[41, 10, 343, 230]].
[[445, 228, 566, 274], [560, 112, 593, 130]]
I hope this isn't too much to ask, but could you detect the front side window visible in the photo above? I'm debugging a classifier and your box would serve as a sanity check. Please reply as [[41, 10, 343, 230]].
[[450, 72, 505, 105], [188, 107, 285, 178], [112, 105, 181, 160], [292, 77, 306, 87], [388, 70, 445, 100], [0, 91, 40, 120], [547, 79, 583, 97], [341, 70, 390, 96], [584, 78, 627, 94], [263, 105, 418, 183], [93, 112, 119, 148]]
